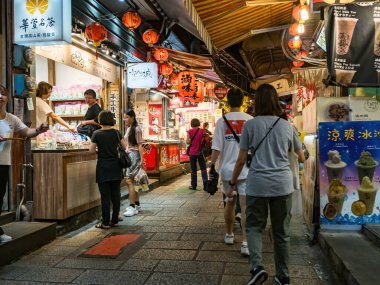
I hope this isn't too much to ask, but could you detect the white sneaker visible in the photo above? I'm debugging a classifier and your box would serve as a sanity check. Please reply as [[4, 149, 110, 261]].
[[224, 233, 234, 245], [0, 234, 12, 244], [123, 206, 138, 217], [136, 205, 141, 211], [241, 241, 249, 256]]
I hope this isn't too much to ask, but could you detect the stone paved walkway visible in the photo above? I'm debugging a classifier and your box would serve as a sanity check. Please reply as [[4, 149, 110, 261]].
[[0, 174, 338, 285]]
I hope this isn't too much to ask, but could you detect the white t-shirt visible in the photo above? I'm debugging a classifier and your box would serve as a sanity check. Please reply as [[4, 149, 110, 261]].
[[212, 112, 253, 181], [36, 97, 53, 127], [124, 126, 143, 151], [0, 112, 27, 165]]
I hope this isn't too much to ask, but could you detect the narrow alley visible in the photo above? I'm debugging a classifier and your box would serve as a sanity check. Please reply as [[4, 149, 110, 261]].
[[0, 175, 339, 285]]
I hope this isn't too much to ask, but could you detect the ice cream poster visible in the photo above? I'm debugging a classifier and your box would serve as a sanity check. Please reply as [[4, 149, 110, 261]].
[[319, 121, 380, 226], [324, 3, 380, 87]]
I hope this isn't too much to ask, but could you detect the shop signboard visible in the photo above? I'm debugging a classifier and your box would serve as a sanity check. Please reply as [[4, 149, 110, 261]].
[[14, 0, 71, 46], [148, 104, 162, 136], [159, 144, 180, 169], [319, 121, 380, 229], [127, 63, 158, 88], [35, 45, 117, 82], [214, 86, 228, 100], [179, 147, 189, 163], [325, 3, 380, 86], [142, 143, 158, 172], [349, 96, 380, 121]]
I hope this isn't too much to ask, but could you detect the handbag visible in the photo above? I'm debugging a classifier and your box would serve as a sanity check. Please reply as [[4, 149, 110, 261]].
[[187, 128, 200, 156], [115, 130, 132, 168], [222, 115, 253, 168]]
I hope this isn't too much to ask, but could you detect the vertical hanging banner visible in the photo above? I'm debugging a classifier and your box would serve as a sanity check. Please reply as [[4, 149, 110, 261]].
[[148, 104, 162, 136], [13, 0, 72, 45], [325, 3, 380, 86], [319, 121, 380, 228]]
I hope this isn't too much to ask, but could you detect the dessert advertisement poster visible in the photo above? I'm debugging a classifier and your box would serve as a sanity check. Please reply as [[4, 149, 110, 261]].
[[319, 121, 380, 226], [325, 3, 380, 86]]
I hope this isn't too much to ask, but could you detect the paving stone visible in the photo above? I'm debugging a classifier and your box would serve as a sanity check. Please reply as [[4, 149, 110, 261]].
[[15, 267, 83, 283], [132, 249, 196, 260], [151, 232, 181, 241], [55, 258, 123, 270], [120, 259, 159, 271], [221, 275, 251, 285], [155, 260, 224, 274], [0, 281, 63, 285], [142, 216, 172, 221], [181, 233, 226, 242], [142, 226, 185, 233], [184, 227, 225, 234], [145, 272, 219, 285], [0, 265, 30, 280], [13, 255, 64, 267], [223, 262, 251, 276], [30, 245, 79, 257], [135, 219, 169, 226], [196, 251, 249, 263], [72, 269, 149, 284], [142, 240, 201, 250], [201, 241, 241, 251]]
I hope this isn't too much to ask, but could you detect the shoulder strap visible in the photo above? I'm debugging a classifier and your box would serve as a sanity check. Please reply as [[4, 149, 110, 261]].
[[222, 115, 240, 143], [252, 117, 281, 156], [189, 128, 200, 147]]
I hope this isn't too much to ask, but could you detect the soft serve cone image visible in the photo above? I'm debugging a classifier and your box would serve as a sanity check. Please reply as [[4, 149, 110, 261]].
[[355, 151, 378, 184], [324, 150, 347, 183], [358, 176, 378, 215], [327, 179, 347, 214]]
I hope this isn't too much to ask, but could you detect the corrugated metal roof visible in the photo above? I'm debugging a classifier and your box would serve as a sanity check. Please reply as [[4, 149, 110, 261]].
[[191, 0, 294, 50]]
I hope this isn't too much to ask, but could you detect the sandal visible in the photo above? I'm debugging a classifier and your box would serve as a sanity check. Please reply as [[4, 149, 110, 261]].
[[110, 222, 119, 227], [95, 223, 110, 229]]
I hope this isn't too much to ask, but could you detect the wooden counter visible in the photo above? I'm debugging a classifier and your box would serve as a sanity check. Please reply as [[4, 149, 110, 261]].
[[32, 150, 99, 220]]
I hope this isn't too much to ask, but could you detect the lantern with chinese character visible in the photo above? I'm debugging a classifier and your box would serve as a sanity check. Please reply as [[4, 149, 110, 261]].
[[177, 71, 196, 97], [190, 81, 204, 103], [142, 29, 159, 47], [85, 22, 107, 47], [122, 11, 141, 31], [169, 73, 178, 86], [289, 23, 305, 36], [159, 63, 173, 77], [154, 48, 169, 63], [288, 36, 302, 49]]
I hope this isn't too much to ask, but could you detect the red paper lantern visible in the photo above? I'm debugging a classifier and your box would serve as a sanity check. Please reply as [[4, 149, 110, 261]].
[[296, 50, 309, 60], [189, 81, 204, 103], [288, 37, 302, 49], [292, 5, 309, 23], [289, 23, 305, 36], [154, 49, 169, 63], [85, 22, 107, 47], [159, 63, 173, 77], [205, 82, 215, 90], [293, 61, 304, 67], [169, 73, 178, 86], [142, 29, 159, 47], [178, 71, 196, 97], [122, 11, 141, 31]]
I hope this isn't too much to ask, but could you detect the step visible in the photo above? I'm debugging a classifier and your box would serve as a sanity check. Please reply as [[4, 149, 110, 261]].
[[363, 224, 380, 248], [318, 230, 380, 285], [0, 212, 16, 226], [0, 221, 56, 266]]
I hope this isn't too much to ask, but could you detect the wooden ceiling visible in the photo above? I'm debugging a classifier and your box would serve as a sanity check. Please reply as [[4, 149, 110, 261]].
[[191, 0, 294, 50]]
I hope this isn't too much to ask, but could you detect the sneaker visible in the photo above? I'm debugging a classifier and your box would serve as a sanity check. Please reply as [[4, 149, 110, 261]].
[[241, 241, 249, 256], [136, 205, 142, 211], [275, 276, 290, 285], [246, 266, 268, 285], [188, 186, 197, 190], [123, 206, 138, 217], [0, 234, 12, 244], [224, 233, 234, 245], [235, 212, 242, 225]]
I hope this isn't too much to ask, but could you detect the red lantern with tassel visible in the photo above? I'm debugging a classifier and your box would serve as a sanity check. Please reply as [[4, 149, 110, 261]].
[[288, 37, 302, 49], [296, 50, 308, 60], [159, 63, 173, 77], [122, 11, 141, 31], [154, 49, 169, 63], [178, 71, 196, 97], [292, 5, 310, 23], [85, 22, 107, 47], [293, 61, 305, 67], [169, 73, 178, 86], [143, 29, 159, 47], [289, 23, 305, 36], [190, 81, 204, 102]]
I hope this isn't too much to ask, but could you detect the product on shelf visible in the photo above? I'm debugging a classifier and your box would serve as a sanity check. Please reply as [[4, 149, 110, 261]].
[[35, 129, 91, 150]]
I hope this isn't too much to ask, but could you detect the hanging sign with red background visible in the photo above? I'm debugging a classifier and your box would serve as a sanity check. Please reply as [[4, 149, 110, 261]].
[[148, 104, 162, 135], [214, 86, 228, 100], [159, 144, 180, 168], [142, 143, 158, 172]]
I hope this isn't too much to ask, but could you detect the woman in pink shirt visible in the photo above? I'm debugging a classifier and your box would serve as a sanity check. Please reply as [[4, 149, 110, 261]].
[[187, 118, 208, 190]]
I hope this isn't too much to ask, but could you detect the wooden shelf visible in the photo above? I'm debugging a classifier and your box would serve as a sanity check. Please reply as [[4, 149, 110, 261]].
[[59, 114, 85, 118]]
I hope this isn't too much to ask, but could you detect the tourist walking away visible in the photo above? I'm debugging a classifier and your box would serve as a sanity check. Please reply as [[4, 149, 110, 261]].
[[90, 110, 125, 229], [123, 110, 144, 217], [0, 84, 48, 243], [209, 88, 252, 256], [77, 89, 102, 137], [187, 118, 208, 190], [203, 122, 212, 136], [35, 81, 75, 132], [227, 84, 305, 285]]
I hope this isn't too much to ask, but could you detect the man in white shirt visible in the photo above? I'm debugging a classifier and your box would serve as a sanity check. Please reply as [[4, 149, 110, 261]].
[[0, 85, 48, 244], [209, 88, 253, 256]]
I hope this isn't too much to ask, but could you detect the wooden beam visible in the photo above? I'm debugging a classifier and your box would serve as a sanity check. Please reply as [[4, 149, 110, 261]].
[[245, 0, 296, 6], [219, 24, 290, 50], [239, 49, 256, 79]]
